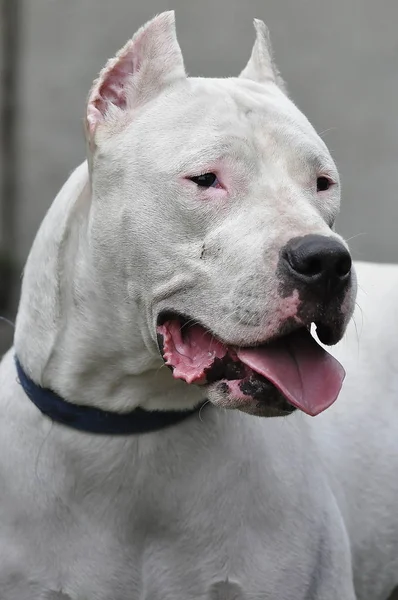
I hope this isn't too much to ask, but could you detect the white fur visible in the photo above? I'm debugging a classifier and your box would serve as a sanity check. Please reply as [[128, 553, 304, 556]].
[[0, 11, 396, 600], [315, 261, 398, 600]]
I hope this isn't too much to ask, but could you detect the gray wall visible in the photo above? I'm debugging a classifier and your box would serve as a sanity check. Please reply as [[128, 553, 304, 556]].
[[17, 0, 398, 266]]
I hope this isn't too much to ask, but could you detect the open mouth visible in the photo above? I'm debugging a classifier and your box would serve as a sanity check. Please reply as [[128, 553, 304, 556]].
[[156, 314, 345, 417]]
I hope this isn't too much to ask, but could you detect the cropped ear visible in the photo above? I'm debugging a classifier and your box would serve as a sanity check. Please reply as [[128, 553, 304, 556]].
[[239, 19, 286, 92], [86, 11, 186, 141]]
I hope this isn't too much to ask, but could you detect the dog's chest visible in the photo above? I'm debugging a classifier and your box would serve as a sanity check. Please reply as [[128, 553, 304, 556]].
[[0, 386, 350, 600], [0, 497, 323, 600], [2, 535, 310, 600]]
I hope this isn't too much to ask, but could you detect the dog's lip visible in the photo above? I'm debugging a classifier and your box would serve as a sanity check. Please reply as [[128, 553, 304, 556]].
[[156, 310, 192, 331], [156, 310, 337, 349], [314, 322, 340, 345], [156, 309, 304, 349]]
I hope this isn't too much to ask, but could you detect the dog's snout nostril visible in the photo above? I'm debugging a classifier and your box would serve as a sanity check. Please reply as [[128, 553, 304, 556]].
[[282, 234, 352, 293], [290, 255, 323, 278], [335, 253, 352, 278]]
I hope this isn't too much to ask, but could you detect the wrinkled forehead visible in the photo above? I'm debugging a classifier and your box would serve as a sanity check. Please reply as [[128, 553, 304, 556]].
[[117, 77, 335, 174]]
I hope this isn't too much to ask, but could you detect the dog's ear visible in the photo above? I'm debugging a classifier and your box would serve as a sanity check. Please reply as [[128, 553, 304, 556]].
[[239, 19, 286, 92], [86, 11, 186, 141]]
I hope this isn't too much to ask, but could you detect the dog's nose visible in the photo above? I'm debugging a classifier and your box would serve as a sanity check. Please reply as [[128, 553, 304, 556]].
[[281, 234, 352, 294]]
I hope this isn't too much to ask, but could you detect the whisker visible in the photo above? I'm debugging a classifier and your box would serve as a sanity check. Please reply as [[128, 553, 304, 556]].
[[318, 127, 336, 138], [0, 316, 15, 328], [198, 400, 211, 422], [345, 232, 367, 243]]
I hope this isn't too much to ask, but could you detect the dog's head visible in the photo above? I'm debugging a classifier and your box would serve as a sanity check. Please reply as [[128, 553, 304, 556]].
[[85, 12, 356, 417]]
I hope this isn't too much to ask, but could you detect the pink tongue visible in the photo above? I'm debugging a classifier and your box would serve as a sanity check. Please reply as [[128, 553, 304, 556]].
[[237, 329, 345, 416]]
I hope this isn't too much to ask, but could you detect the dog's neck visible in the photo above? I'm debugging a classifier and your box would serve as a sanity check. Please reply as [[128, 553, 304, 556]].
[[14, 162, 204, 413]]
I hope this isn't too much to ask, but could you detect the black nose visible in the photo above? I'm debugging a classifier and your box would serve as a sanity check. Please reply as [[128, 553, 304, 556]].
[[282, 234, 352, 294]]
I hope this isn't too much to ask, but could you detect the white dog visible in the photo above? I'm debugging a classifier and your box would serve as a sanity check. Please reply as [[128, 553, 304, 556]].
[[0, 11, 397, 600]]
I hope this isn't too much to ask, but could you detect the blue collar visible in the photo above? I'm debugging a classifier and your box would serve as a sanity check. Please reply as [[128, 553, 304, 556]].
[[15, 356, 206, 435]]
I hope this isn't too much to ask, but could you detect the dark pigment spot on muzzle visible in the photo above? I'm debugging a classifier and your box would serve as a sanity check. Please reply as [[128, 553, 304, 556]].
[[240, 376, 296, 414], [275, 235, 352, 345]]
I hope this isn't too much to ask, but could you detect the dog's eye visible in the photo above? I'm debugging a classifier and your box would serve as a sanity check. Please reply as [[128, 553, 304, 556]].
[[317, 176, 332, 192], [189, 173, 219, 188]]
